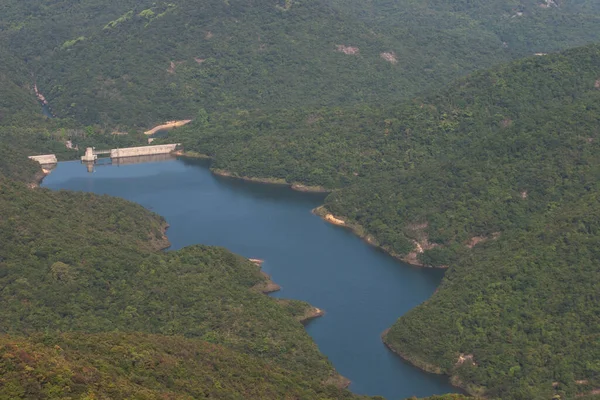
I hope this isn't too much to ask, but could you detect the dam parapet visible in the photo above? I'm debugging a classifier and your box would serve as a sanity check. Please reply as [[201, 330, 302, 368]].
[[29, 154, 58, 165], [111, 144, 179, 159], [81, 144, 180, 163]]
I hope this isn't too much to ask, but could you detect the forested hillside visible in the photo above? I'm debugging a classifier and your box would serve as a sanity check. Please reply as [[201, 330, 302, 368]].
[[163, 44, 600, 398], [3, 1, 600, 398], [3, 0, 600, 127], [0, 141, 373, 399]]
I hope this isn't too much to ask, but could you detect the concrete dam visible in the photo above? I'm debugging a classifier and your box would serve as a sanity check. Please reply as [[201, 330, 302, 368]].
[[81, 144, 180, 162], [29, 154, 58, 165]]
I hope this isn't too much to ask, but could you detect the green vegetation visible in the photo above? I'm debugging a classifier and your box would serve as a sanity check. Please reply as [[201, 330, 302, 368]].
[[3, 0, 600, 398], [0, 136, 364, 399], [3, 0, 600, 127], [0, 333, 363, 399], [165, 44, 600, 398]]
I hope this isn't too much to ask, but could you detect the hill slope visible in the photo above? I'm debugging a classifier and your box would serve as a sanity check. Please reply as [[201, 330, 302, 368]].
[[3, 0, 600, 127], [0, 148, 367, 399], [163, 43, 600, 398]]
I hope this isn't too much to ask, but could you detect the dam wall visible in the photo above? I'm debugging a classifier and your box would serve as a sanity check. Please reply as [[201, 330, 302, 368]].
[[113, 153, 175, 165], [29, 154, 58, 165], [110, 144, 180, 159]]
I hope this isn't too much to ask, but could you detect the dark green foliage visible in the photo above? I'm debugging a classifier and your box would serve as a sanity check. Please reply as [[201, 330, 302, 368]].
[[0, 178, 333, 379], [171, 43, 600, 257], [166, 44, 600, 398], [3, 1, 600, 398], [0, 153, 360, 398], [3, 0, 600, 126], [387, 193, 600, 399]]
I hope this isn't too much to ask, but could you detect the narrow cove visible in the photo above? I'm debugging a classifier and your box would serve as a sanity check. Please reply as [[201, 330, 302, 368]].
[[41, 157, 457, 399]]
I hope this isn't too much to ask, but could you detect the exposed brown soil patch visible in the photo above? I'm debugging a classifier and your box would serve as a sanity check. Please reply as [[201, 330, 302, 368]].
[[456, 353, 477, 367], [381, 328, 483, 396], [290, 183, 330, 193], [249, 258, 264, 266], [595, 79, 600, 89], [324, 214, 345, 226], [144, 120, 192, 135], [167, 61, 185, 74], [402, 222, 441, 266], [380, 51, 398, 64], [33, 84, 49, 105], [466, 236, 487, 249], [336, 45, 359, 55], [194, 57, 206, 64], [521, 190, 528, 199], [149, 221, 171, 251]]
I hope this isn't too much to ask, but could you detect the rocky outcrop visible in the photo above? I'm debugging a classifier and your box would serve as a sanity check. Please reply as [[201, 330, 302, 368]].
[[324, 214, 345, 226], [298, 306, 325, 324], [253, 271, 281, 294]]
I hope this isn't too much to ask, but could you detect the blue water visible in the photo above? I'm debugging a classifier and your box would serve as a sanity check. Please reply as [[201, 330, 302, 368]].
[[42, 157, 457, 399], [41, 103, 53, 118]]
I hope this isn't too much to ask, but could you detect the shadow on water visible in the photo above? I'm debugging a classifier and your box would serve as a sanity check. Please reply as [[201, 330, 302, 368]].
[[41, 158, 461, 399], [179, 157, 328, 204]]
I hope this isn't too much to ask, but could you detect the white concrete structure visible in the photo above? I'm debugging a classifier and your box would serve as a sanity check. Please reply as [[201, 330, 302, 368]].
[[110, 144, 179, 159], [81, 147, 97, 162], [29, 154, 58, 165]]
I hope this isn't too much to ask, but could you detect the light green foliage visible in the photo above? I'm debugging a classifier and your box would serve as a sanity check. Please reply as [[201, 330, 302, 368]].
[[61, 36, 85, 49], [0, 333, 358, 399], [104, 11, 134, 29], [138, 8, 155, 19]]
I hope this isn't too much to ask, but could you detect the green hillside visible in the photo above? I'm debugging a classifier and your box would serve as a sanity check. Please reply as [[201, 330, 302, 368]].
[[0, 333, 359, 399], [2, 0, 600, 128], [163, 44, 600, 398], [3, 1, 600, 398], [0, 143, 369, 399]]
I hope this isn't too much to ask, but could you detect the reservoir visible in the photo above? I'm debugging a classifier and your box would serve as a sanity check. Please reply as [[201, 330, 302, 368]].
[[42, 157, 456, 399]]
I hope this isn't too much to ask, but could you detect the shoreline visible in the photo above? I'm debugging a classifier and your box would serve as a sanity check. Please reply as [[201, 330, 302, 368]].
[[381, 329, 475, 396], [28, 167, 53, 188], [298, 306, 325, 324], [312, 206, 448, 269], [324, 374, 352, 390], [174, 152, 331, 193], [173, 150, 212, 159], [39, 153, 454, 395], [210, 167, 331, 193], [30, 159, 355, 393], [253, 270, 282, 294], [153, 221, 172, 251]]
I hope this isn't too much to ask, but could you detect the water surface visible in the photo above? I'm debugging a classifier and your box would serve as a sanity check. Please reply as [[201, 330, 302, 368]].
[[42, 157, 456, 399]]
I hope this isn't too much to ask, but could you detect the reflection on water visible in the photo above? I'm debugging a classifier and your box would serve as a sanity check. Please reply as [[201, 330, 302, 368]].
[[83, 154, 177, 173]]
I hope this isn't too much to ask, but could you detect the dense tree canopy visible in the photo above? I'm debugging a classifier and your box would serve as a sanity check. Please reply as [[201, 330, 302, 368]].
[[163, 44, 600, 398], [3, 0, 600, 398], [0, 139, 368, 399], [3, 0, 600, 127]]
